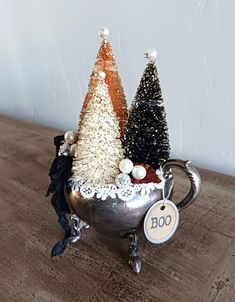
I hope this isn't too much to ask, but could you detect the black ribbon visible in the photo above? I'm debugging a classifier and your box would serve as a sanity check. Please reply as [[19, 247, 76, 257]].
[[46, 135, 73, 257]]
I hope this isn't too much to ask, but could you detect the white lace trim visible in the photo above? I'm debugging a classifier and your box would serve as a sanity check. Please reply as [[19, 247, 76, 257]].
[[67, 177, 163, 201]]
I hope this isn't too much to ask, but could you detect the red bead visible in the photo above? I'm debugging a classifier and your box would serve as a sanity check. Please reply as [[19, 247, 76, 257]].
[[131, 163, 161, 184]]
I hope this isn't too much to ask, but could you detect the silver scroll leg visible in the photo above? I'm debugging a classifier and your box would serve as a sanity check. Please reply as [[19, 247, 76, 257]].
[[69, 213, 89, 244]]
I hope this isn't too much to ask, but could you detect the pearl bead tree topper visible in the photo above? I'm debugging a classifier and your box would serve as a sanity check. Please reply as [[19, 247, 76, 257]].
[[98, 27, 110, 40], [96, 70, 106, 81], [144, 49, 157, 62]]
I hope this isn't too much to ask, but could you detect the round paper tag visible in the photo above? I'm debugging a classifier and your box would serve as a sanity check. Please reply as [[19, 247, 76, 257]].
[[144, 199, 179, 244]]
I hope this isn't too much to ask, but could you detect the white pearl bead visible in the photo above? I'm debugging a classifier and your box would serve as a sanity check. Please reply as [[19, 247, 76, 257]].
[[132, 165, 147, 180], [145, 49, 157, 62], [119, 159, 134, 174], [97, 71, 106, 80], [64, 131, 77, 144], [98, 28, 110, 40]]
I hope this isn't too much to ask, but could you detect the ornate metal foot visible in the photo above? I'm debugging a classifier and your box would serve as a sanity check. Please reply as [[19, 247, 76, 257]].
[[128, 231, 142, 273], [69, 213, 89, 244]]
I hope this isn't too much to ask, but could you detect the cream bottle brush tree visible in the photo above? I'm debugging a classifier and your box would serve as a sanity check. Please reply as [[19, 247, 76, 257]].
[[72, 72, 124, 186]]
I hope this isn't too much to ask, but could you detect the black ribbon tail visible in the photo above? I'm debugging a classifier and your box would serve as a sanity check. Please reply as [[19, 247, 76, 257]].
[[46, 135, 73, 257], [50, 190, 72, 257], [51, 237, 70, 257], [51, 215, 71, 257]]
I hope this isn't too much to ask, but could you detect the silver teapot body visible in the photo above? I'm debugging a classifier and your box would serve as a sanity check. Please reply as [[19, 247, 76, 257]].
[[65, 159, 201, 238], [65, 182, 172, 238]]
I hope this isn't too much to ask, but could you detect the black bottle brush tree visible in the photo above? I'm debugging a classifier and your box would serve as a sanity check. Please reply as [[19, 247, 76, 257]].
[[124, 49, 170, 169]]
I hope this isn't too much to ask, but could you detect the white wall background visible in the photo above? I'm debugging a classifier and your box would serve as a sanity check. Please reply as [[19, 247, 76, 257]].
[[0, 0, 234, 176]]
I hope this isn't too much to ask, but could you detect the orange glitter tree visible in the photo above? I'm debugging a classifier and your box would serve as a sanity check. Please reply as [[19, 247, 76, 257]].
[[79, 28, 128, 137]]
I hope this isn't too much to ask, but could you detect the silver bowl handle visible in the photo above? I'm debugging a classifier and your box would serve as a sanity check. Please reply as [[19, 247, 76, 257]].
[[161, 159, 201, 210]]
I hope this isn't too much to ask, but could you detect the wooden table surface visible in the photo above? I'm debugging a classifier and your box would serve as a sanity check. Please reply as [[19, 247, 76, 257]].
[[0, 115, 234, 302]]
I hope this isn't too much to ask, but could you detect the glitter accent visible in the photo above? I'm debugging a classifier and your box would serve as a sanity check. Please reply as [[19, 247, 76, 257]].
[[58, 143, 70, 156], [134, 62, 162, 103], [115, 173, 132, 188]]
